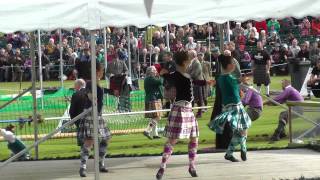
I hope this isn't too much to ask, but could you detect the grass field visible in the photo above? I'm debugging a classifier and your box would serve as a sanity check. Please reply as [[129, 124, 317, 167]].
[[0, 76, 316, 161]]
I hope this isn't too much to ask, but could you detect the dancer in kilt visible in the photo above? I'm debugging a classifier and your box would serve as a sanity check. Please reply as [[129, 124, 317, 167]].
[[209, 55, 251, 162], [78, 63, 111, 177], [156, 51, 200, 180], [143, 66, 163, 140], [252, 41, 271, 96]]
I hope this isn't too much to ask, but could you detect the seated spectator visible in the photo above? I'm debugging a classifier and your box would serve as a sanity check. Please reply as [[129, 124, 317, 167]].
[[309, 41, 320, 66], [288, 39, 301, 58], [267, 31, 281, 46], [300, 17, 311, 37], [259, 30, 267, 46], [287, 32, 296, 44], [107, 44, 116, 63], [6, 43, 14, 56], [271, 43, 288, 75], [307, 59, 320, 98], [244, 22, 253, 37], [152, 31, 164, 47], [185, 36, 197, 50], [234, 32, 246, 49], [267, 18, 281, 34], [311, 18, 320, 36], [8, 48, 24, 82], [232, 22, 244, 39], [279, 17, 295, 34], [0, 48, 9, 82], [297, 42, 309, 60], [246, 31, 258, 46], [239, 46, 251, 71]]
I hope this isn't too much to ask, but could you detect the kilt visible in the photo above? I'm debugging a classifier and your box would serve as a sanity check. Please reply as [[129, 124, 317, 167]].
[[78, 110, 111, 140], [164, 101, 199, 139], [209, 103, 251, 134], [193, 85, 206, 103], [145, 100, 162, 119], [164, 87, 176, 101], [253, 64, 270, 85]]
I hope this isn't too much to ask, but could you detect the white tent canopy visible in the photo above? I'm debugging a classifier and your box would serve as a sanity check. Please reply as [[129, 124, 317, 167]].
[[1, 0, 320, 33]]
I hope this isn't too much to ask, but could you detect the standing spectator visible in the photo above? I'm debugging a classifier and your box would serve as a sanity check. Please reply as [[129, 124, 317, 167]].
[[6, 43, 14, 56], [199, 52, 212, 107], [267, 19, 281, 34], [288, 39, 301, 58], [185, 36, 197, 50], [106, 49, 131, 112], [0, 48, 8, 82], [188, 50, 205, 118], [244, 22, 253, 37], [143, 66, 163, 140], [254, 20, 268, 34], [9, 48, 24, 82], [300, 17, 311, 37], [297, 42, 310, 60], [264, 80, 304, 141], [270, 43, 288, 75], [252, 41, 271, 96], [311, 18, 320, 36], [228, 41, 241, 63]]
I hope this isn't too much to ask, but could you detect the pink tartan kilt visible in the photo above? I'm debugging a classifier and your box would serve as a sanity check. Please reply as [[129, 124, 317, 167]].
[[164, 101, 199, 139], [164, 87, 176, 101]]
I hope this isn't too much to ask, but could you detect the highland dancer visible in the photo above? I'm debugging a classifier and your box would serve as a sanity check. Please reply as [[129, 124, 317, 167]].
[[209, 55, 252, 162], [143, 66, 163, 140], [156, 51, 201, 179]]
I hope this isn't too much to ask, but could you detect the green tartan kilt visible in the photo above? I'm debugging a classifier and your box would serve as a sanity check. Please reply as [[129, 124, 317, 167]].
[[209, 103, 251, 134]]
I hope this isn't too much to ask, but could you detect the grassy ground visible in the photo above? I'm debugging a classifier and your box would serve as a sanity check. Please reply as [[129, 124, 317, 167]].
[[0, 76, 312, 160]]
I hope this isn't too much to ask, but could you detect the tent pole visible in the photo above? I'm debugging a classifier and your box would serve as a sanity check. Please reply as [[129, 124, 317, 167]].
[[59, 29, 64, 88], [103, 27, 108, 86], [37, 30, 44, 109], [90, 30, 100, 180], [208, 23, 212, 64], [30, 33, 39, 160], [227, 21, 231, 42], [127, 26, 132, 78], [219, 24, 224, 52], [166, 24, 170, 51]]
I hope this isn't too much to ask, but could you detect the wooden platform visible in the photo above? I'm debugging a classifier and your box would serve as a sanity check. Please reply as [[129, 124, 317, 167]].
[[1, 149, 319, 180]]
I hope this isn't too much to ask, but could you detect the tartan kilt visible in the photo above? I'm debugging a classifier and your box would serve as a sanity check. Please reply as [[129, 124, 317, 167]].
[[164, 101, 199, 139], [164, 87, 176, 101], [78, 109, 111, 140], [193, 85, 206, 103], [253, 64, 270, 85], [209, 103, 251, 134], [145, 100, 162, 119]]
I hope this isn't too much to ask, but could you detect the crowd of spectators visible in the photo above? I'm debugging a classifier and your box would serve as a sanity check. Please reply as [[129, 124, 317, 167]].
[[1, 17, 320, 82]]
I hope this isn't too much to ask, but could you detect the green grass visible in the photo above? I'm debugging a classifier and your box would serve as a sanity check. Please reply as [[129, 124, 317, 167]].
[[0, 75, 315, 160]]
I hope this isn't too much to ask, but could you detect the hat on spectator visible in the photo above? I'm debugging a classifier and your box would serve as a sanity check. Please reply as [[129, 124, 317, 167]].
[[197, 52, 204, 56], [211, 47, 219, 53], [153, 64, 162, 74]]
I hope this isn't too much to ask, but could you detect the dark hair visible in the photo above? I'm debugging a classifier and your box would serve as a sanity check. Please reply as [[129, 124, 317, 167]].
[[5, 124, 15, 132], [174, 51, 189, 66], [220, 55, 233, 70], [163, 51, 173, 57]]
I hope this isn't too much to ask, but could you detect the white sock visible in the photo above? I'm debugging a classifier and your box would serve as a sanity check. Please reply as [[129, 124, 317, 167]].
[[152, 123, 159, 137], [265, 85, 270, 95], [257, 86, 262, 93]]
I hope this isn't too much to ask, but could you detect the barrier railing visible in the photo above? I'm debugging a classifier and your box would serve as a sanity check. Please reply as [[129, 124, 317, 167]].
[[287, 101, 320, 144]]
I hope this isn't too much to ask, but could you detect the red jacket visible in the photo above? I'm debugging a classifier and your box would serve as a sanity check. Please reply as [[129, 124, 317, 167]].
[[254, 20, 267, 34]]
